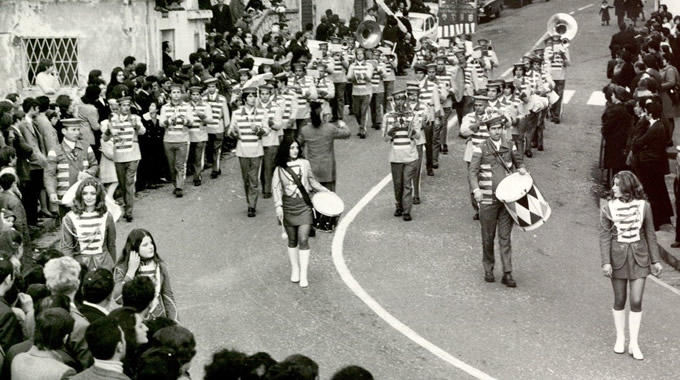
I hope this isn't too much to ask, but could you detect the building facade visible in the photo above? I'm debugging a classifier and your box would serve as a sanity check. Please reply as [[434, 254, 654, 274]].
[[0, 0, 211, 96]]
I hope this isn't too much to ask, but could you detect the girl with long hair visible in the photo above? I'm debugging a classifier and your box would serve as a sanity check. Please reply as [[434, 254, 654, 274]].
[[272, 138, 329, 288], [599, 170, 663, 360], [112, 229, 178, 321], [61, 178, 116, 270], [35, 58, 60, 95], [106, 67, 126, 98]]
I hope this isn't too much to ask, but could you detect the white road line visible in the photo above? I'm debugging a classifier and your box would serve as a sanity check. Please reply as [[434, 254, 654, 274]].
[[587, 91, 607, 106], [331, 175, 497, 380], [649, 275, 680, 296], [577, 4, 594, 11], [562, 89, 575, 104]]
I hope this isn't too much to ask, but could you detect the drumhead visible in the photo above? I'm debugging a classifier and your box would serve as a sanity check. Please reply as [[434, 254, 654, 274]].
[[312, 192, 345, 216], [495, 173, 534, 203]]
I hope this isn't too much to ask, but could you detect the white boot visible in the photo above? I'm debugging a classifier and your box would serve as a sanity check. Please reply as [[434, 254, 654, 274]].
[[612, 309, 626, 354], [628, 311, 644, 360], [299, 249, 310, 288], [287, 247, 300, 283]]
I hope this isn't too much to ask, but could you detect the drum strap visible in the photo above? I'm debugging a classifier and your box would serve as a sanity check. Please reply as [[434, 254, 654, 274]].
[[490, 142, 513, 174], [282, 167, 314, 208]]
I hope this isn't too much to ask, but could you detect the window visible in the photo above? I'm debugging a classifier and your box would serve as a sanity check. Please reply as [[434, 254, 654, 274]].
[[22, 37, 79, 87]]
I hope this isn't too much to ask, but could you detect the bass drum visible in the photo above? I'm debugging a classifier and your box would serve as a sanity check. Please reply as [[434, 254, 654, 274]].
[[312, 192, 345, 232], [495, 172, 551, 231]]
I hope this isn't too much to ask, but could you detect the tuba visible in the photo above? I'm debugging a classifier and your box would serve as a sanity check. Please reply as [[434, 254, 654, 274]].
[[547, 13, 578, 42], [356, 20, 382, 49]]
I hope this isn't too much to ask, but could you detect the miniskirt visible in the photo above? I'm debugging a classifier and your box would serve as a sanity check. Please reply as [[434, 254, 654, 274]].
[[612, 248, 651, 280], [282, 194, 313, 227]]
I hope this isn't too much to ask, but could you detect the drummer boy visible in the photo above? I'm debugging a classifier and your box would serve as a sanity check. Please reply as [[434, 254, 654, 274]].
[[468, 116, 526, 288]]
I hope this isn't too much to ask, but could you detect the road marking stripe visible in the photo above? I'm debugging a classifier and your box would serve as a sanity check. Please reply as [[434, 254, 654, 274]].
[[587, 91, 607, 106], [562, 89, 575, 104], [331, 175, 497, 380], [577, 4, 594, 11], [331, 120, 496, 379]]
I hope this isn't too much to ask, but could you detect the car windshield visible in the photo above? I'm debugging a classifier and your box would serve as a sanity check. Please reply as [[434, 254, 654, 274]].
[[410, 18, 425, 31]]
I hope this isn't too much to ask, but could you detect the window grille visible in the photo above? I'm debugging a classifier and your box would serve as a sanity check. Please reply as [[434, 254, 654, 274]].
[[21, 37, 79, 87]]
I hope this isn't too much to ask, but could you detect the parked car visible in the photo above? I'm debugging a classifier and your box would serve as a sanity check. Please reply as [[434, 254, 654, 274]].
[[478, 0, 503, 20], [398, 12, 438, 43]]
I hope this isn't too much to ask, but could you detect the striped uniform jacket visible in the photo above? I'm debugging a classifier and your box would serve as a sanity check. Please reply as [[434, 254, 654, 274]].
[[203, 93, 229, 134], [106, 114, 145, 162], [381, 56, 396, 82], [188, 101, 212, 143], [608, 199, 646, 243], [383, 111, 420, 163], [409, 101, 430, 145], [469, 60, 487, 89], [463, 65, 478, 96], [343, 51, 355, 83], [370, 61, 385, 93], [66, 211, 110, 256], [347, 61, 374, 95], [468, 137, 524, 204], [544, 45, 569, 80], [514, 75, 530, 95], [159, 101, 192, 143], [275, 92, 298, 130], [418, 78, 441, 114], [229, 106, 266, 157], [292, 75, 317, 120], [259, 100, 283, 147], [435, 69, 454, 107], [45, 140, 99, 199]]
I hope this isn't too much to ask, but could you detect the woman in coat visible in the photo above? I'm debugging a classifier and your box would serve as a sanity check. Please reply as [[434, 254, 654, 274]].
[[659, 53, 680, 144], [601, 85, 634, 177], [630, 99, 674, 230], [297, 100, 351, 192], [112, 228, 179, 321], [272, 138, 329, 288], [599, 170, 663, 360]]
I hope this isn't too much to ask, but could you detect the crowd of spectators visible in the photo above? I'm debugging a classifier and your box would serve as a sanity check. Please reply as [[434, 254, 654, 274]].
[[602, 8, 680, 236]]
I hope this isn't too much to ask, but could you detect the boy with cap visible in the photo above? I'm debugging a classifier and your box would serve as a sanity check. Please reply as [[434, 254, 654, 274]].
[[203, 77, 230, 179], [468, 116, 526, 287], [159, 83, 193, 198], [367, 49, 387, 131], [188, 85, 213, 187], [45, 118, 99, 217], [314, 61, 336, 118], [228, 87, 269, 217], [383, 88, 421, 221], [291, 62, 319, 139], [258, 84, 283, 198], [460, 95, 492, 219], [544, 35, 570, 123], [435, 55, 463, 155], [273, 73, 299, 141], [347, 47, 375, 138], [406, 81, 431, 204], [103, 97, 145, 222]]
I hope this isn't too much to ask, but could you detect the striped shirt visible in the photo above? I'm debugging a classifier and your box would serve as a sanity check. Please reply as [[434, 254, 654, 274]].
[[68, 211, 108, 256], [159, 101, 192, 143], [470, 141, 517, 204], [108, 114, 144, 162], [384, 112, 419, 163], [370, 61, 385, 93], [203, 93, 229, 134], [188, 101, 211, 142], [259, 100, 282, 147], [275, 92, 298, 128], [348, 61, 373, 95], [292, 76, 316, 119], [419, 78, 438, 108], [608, 199, 645, 243], [230, 106, 266, 157]]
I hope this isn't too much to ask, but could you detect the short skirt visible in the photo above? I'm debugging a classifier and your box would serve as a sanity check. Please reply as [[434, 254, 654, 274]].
[[612, 247, 651, 280], [282, 194, 313, 227]]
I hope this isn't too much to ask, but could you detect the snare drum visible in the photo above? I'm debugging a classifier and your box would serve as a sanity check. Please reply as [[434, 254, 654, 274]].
[[312, 192, 345, 232], [495, 173, 551, 231]]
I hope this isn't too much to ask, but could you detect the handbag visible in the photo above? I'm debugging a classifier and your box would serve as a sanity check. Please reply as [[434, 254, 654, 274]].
[[282, 166, 317, 221]]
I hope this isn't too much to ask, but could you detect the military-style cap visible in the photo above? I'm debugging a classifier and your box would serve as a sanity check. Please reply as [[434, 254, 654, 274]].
[[319, 42, 328, 49], [242, 87, 258, 94], [61, 118, 81, 128], [513, 62, 525, 67], [259, 84, 274, 91], [406, 81, 420, 93], [473, 95, 490, 104], [414, 64, 428, 73], [383, 40, 394, 48], [169, 82, 183, 90], [330, 36, 342, 44], [118, 96, 132, 103], [551, 34, 562, 40], [504, 78, 515, 86], [238, 68, 250, 74], [203, 77, 218, 85], [435, 55, 448, 63], [392, 89, 407, 98], [274, 72, 288, 80], [487, 81, 502, 90], [181, 64, 192, 70], [426, 63, 437, 70], [533, 47, 545, 53], [292, 62, 306, 69], [189, 86, 203, 94], [477, 38, 489, 44], [485, 116, 505, 128]]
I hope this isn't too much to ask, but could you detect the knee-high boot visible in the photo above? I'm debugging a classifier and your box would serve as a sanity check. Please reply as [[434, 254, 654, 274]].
[[612, 309, 625, 354], [287, 247, 300, 283], [299, 249, 310, 288], [628, 311, 644, 360]]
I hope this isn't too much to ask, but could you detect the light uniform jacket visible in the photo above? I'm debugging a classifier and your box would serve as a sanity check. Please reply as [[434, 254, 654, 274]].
[[382, 111, 422, 163], [468, 136, 525, 205], [259, 100, 283, 147], [599, 199, 661, 269], [291, 75, 318, 120], [203, 92, 230, 134], [347, 60, 375, 96], [544, 45, 570, 81], [11, 346, 76, 380], [418, 77, 442, 115], [102, 114, 146, 163], [45, 139, 99, 200], [188, 100, 213, 143], [227, 105, 269, 157], [460, 112, 491, 162], [158, 101, 193, 143]]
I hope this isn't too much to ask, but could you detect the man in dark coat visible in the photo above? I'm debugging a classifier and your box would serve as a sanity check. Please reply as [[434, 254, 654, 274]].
[[211, 0, 233, 34]]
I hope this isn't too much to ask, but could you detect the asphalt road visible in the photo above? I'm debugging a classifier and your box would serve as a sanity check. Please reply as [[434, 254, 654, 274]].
[[109, 1, 680, 378]]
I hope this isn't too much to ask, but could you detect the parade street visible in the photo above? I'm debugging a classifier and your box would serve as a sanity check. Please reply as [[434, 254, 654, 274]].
[[106, 1, 680, 379]]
